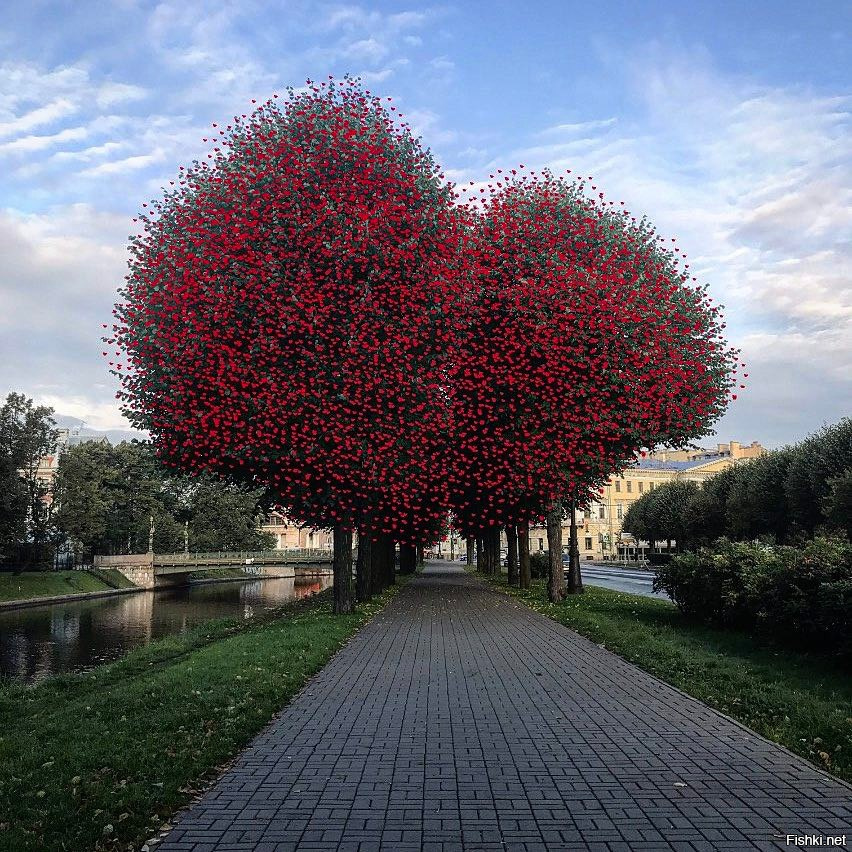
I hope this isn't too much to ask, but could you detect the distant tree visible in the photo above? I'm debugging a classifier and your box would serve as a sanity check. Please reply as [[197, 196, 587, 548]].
[[657, 480, 701, 550], [680, 486, 725, 547], [725, 449, 795, 542], [823, 469, 852, 540], [53, 440, 116, 559], [0, 445, 26, 566], [621, 489, 662, 550], [697, 464, 744, 542], [55, 440, 272, 556], [181, 476, 274, 552], [0, 393, 58, 568], [786, 419, 852, 536]]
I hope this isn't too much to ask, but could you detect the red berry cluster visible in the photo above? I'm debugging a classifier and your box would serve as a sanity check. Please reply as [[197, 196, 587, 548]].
[[107, 77, 741, 545]]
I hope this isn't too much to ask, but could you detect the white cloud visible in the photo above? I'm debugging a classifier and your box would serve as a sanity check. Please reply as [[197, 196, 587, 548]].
[[342, 37, 389, 62], [0, 204, 131, 429], [79, 149, 167, 176], [0, 126, 88, 153], [95, 81, 148, 108], [0, 98, 78, 139]]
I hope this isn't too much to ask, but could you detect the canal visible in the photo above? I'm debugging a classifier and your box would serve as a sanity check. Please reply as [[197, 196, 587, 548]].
[[0, 574, 333, 684]]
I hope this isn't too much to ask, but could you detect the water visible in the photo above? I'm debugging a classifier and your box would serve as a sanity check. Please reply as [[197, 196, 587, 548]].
[[0, 574, 333, 684]]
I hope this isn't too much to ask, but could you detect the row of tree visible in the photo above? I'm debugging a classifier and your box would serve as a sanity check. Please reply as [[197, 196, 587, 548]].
[[0, 391, 274, 570], [110, 77, 740, 611], [0, 393, 58, 568], [622, 418, 852, 549]]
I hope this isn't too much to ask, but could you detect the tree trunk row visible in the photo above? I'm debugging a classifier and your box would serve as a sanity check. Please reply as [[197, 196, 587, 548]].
[[336, 507, 585, 614], [334, 528, 402, 614]]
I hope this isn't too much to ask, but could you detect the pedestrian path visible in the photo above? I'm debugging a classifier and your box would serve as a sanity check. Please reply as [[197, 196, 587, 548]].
[[157, 564, 851, 851]]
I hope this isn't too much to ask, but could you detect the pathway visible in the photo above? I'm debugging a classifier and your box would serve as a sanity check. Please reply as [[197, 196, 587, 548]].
[[157, 564, 851, 851]]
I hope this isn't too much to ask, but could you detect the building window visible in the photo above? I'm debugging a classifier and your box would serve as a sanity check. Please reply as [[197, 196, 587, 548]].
[[615, 480, 621, 493], [639, 481, 644, 493], [584, 537, 593, 551], [649, 482, 655, 490], [617, 504, 623, 520], [598, 505, 606, 519], [584, 509, 591, 519], [626, 481, 632, 493], [538, 538, 544, 551]]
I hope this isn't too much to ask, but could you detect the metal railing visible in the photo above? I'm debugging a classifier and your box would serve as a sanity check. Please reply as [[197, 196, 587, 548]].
[[153, 549, 334, 570]]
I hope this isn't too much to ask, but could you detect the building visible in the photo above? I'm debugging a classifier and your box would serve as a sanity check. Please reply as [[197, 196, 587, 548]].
[[260, 512, 334, 551]]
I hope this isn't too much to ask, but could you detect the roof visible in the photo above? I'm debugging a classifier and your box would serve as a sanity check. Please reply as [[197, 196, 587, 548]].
[[635, 456, 731, 472]]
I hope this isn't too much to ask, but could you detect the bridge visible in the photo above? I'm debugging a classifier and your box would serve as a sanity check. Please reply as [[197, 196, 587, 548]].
[[94, 549, 333, 589]]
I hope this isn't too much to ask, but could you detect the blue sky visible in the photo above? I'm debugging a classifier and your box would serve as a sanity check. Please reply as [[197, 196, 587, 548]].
[[1, 1, 849, 446]]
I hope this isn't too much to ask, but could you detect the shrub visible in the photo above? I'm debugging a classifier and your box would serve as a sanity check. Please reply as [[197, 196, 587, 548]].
[[654, 536, 852, 658], [528, 551, 550, 579]]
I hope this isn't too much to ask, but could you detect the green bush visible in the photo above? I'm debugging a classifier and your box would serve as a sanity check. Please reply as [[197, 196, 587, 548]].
[[528, 551, 550, 579], [654, 536, 852, 658]]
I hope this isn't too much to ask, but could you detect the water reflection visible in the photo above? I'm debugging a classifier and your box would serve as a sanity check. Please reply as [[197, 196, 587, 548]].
[[0, 574, 333, 684]]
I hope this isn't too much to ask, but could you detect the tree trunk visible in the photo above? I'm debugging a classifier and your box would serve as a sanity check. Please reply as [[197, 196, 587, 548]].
[[333, 521, 354, 614], [399, 542, 417, 574], [370, 535, 385, 596], [506, 525, 518, 586], [546, 503, 565, 603], [356, 533, 372, 602], [490, 527, 501, 576], [518, 523, 531, 589], [476, 535, 484, 572], [482, 529, 492, 574], [385, 538, 396, 585], [566, 499, 584, 594], [466, 536, 474, 565], [416, 543, 424, 567]]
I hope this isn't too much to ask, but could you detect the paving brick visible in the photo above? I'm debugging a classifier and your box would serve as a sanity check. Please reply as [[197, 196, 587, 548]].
[[156, 565, 852, 851]]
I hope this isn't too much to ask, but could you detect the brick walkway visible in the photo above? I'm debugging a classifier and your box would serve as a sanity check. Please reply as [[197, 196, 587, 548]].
[[157, 564, 851, 851]]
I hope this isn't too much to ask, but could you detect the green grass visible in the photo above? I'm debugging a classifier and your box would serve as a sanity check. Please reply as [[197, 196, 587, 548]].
[[0, 584, 403, 851], [186, 567, 253, 581], [482, 574, 852, 784], [0, 570, 119, 602], [86, 568, 139, 590]]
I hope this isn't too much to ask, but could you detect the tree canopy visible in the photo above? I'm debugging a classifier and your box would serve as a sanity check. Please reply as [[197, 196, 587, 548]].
[[109, 76, 741, 611]]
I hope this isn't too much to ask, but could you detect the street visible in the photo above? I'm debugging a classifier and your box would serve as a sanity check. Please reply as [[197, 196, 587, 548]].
[[568, 563, 672, 600]]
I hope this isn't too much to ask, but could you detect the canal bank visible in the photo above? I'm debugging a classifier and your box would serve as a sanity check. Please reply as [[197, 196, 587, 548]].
[[0, 569, 137, 608], [0, 585, 142, 611], [0, 572, 334, 683], [0, 565, 332, 611], [0, 582, 403, 852]]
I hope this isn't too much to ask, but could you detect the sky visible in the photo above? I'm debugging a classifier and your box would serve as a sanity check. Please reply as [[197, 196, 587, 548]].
[[1, 0, 849, 448]]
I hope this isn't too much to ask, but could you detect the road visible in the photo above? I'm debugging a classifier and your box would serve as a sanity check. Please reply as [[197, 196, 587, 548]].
[[568, 563, 672, 600]]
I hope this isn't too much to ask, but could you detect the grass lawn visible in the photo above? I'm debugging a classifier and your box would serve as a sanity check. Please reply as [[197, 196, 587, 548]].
[[0, 584, 402, 852], [0, 570, 121, 602], [187, 567, 254, 581], [483, 574, 852, 784]]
